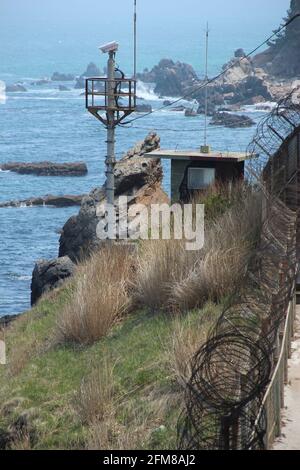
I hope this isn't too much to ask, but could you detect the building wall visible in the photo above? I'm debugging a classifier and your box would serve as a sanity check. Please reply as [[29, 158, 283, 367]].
[[171, 160, 190, 202], [171, 159, 245, 202]]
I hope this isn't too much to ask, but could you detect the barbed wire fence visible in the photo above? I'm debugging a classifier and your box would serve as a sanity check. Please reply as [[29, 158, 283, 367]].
[[177, 93, 300, 450]]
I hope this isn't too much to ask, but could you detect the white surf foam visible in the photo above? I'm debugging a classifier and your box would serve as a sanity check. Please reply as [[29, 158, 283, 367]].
[[242, 101, 277, 113], [136, 81, 161, 101], [0, 80, 6, 105]]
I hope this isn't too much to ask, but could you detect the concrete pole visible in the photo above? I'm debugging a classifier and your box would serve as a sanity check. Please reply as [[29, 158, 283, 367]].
[[106, 50, 116, 206]]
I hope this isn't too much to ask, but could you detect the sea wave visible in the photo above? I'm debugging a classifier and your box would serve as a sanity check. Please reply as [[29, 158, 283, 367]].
[[136, 81, 162, 101], [242, 101, 277, 113], [0, 80, 6, 104], [8, 273, 31, 281]]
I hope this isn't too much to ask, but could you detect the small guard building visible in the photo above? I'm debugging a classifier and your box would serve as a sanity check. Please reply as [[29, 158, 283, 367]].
[[145, 149, 249, 202]]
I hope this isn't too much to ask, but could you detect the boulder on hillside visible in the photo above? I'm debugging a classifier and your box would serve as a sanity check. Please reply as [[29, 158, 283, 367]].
[[59, 132, 168, 262], [228, 76, 272, 105], [234, 48, 246, 58], [221, 56, 254, 84], [31, 256, 75, 305]]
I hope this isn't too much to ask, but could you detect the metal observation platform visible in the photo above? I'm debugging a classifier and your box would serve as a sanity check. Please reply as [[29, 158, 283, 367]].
[[85, 77, 136, 126], [85, 41, 137, 205]]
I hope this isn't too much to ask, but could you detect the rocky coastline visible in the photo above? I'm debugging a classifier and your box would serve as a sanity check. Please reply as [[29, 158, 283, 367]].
[[29, 132, 168, 305], [3, 4, 300, 313]]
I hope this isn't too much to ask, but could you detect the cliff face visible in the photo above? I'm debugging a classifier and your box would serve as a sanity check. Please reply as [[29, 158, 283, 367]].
[[59, 133, 169, 262], [254, 0, 300, 78]]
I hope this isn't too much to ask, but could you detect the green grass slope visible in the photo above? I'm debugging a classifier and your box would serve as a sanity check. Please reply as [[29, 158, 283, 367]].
[[0, 285, 219, 450]]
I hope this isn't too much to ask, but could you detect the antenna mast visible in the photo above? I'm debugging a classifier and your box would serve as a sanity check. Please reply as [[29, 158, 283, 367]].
[[134, 0, 137, 78], [203, 22, 210, 152]]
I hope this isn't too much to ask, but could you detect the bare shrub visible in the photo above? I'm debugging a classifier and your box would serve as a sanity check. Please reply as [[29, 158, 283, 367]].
[[135, 185, 262, 313], [75, 361, 115, 425], [56, 244, 133, 345], [168, 304, 219, 388], [134, 239, 188, 312], [87, 415, 134, 450]]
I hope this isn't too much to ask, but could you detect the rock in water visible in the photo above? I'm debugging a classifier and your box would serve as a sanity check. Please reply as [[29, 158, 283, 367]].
[[137, 59, 198, 97], [51, 72, 75, 81], [210, 112, 255, 128], [0, 194, 84, 209], [74, 62, 102, 89], [82, 62, 101, 77], [31, 257, 75, 305], [58, 85, 70, 92], [136, 104, 152, 113], [59, 132, 169, 262], [0, 161, 88, 176], [5, 84, 27, 92]]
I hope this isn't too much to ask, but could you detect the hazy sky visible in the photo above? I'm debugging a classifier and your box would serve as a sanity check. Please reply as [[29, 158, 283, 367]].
[[0, 0, 291, 77], [2, 0, 290, 25]]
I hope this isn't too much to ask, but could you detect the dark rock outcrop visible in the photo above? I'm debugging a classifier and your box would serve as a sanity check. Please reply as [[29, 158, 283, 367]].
[[253, 1, 300, 78], [74, 77, 86, 89], [58, 85, 70, 92], [210, 112, 255, 128], [137, 59, 198, 97], [75, 62, 102, 89], [0, 314, 19, 327], [0, 194, 84, 209], [5, 84, 27, 92], [82, 62, 101, 77], [51, 72, 75, 81], [31, 79, 51, 86], [0, 162, 88, 177], [136, 104, 152, 113], [59, 132, 168, 262], [227, 76, 272, 105], [234, 48, 246, 58], [31, 256, 75, 305]]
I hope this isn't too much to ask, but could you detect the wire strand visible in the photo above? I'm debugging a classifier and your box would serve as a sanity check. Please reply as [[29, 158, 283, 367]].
[[120, 14, 300, 126]]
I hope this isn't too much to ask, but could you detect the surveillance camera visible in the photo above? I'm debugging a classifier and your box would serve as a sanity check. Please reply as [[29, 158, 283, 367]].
[[99, 42, 119, 54]]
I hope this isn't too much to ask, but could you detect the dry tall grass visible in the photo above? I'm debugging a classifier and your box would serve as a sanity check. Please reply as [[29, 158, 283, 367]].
[[168, 303, 219, 388], [135, 185, 262, 313], [75, 360, 115, 425], [56, 244, 134, 345], [75, 362, 152, 450]]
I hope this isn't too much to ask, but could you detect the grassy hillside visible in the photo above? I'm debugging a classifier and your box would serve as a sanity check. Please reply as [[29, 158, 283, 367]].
[[0, 285, 219, 450], [0, 183, 261, 450]]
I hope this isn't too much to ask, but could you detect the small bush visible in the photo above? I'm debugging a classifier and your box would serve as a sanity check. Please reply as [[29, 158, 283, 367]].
[[56, 244, 133, 345]]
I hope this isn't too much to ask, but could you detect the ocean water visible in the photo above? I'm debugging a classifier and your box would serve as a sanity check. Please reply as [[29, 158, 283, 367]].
[[0, 2, 287, 316]]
